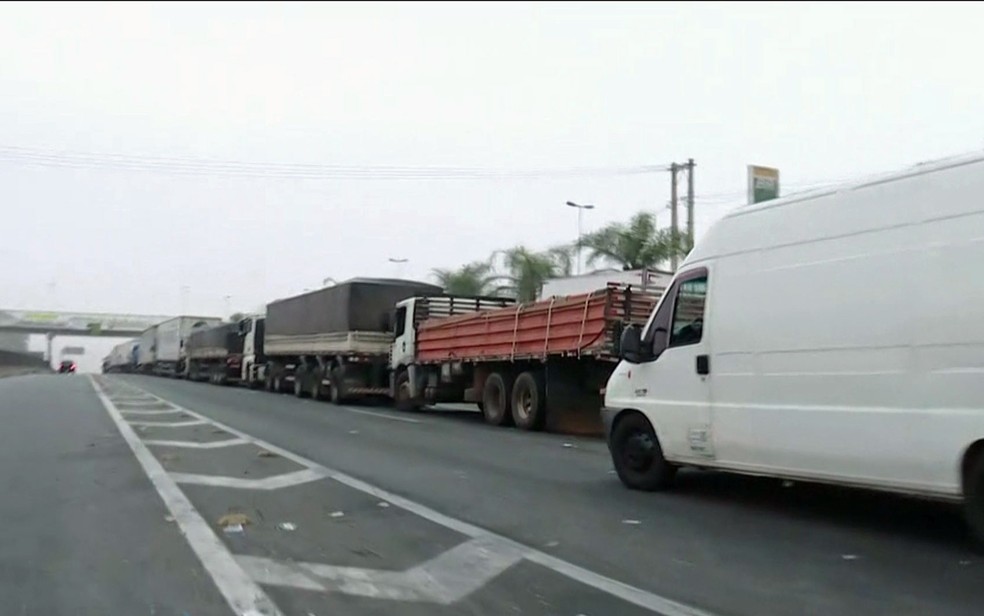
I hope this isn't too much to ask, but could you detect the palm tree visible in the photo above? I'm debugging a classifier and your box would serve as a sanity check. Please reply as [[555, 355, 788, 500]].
[[581, 211, 689, 271], [431, 261, 501, 296], [497, 246, 558, 302], [546, 244, 576, 278]]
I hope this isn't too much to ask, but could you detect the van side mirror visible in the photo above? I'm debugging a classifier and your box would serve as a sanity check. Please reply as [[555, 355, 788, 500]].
[[619, 324, 644, 363]]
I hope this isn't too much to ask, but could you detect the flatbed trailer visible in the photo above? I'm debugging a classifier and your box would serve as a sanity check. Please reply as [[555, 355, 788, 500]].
[[391, 283, 661, 434]]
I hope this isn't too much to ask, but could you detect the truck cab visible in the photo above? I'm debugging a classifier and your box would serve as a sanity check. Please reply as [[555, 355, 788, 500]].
[[389, 294, 516, 408], [238, 315, 266, 387]]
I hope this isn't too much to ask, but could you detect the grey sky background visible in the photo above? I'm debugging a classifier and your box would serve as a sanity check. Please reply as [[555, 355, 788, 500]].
[[3, 1, 983, 368]]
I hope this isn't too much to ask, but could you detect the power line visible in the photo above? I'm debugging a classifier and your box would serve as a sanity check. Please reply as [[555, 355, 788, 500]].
[[0, 145, 675, 181]]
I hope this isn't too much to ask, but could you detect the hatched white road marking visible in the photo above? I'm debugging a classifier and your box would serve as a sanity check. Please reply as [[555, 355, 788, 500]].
[[121, 409, 185, 416], [171, 468, 328, 490], [90, 377, 281, 616], [113, 377, 719, 616], [128, 418, 210, 428], [238, 535, 526, 603], [144, 438, 249, 449]]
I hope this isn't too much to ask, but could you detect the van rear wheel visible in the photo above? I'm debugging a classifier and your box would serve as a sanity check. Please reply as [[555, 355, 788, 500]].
[[610, 412, 676, 491], [965, 452, 984, 547]]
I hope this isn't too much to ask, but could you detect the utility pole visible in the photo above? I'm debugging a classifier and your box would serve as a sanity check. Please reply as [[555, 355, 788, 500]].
[[686, 158, 695, 251], [566, 201, 595, 276], [670, 163, 679, 271]]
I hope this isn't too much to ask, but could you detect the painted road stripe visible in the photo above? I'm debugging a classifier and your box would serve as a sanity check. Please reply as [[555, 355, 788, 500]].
[[90, 377, 281, 616], [125, 379, 718, 616], [337, 406, 422, 424], [128, 419, 209, 428], [171, 468, 328, 490], [120, 409, 185, 416], [237, 535, 526, 603], [144, 438, 249, 449]]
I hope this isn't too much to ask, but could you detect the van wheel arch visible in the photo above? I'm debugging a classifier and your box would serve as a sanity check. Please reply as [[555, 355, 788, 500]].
[[962, 439, 984, 546], [609, 409, 676, 491]]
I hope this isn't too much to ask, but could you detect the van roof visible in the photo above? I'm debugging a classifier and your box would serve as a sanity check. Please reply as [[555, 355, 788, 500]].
[[684, 149, 984, 265]]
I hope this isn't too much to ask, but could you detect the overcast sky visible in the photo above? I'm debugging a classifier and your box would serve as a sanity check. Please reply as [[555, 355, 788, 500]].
[[3, 1, 984, 366]]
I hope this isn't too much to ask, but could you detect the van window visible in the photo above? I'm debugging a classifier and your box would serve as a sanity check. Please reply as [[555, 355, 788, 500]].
[[669, 276, 707, 347], [394, 306, 407, 337]]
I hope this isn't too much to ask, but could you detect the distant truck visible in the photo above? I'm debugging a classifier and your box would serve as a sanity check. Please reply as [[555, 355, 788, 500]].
[[390, 283, 660, 433], [103, 339, 139, 373], [135, 316, 223, 376], [184, 322, 243, 384], [236, 315, 266, 389], [248, 279, 444, 400], [136, 325, 157, 373], [155, 316, 224, 377]]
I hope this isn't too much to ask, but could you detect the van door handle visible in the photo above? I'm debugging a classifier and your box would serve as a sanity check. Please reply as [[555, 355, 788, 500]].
[[696, 354, 710, 375]]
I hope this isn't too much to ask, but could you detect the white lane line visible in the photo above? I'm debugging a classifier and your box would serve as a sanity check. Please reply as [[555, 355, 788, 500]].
[[124, 379, 718, 616], [171, 468, 328, 490], [89, 376, 281, 616], [121, 409, 185, 416], [338, 407, 422, 424], [128, 419, 210, 428], [238, 535, 526, 603], [144, 438, 249, 449]]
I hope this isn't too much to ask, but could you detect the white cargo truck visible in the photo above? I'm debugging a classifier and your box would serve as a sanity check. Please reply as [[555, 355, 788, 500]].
[[153, 316, 223, 377], [136, 326, 157, 373]]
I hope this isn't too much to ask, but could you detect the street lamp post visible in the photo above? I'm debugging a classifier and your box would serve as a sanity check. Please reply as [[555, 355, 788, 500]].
[[565, 201, 595, 275], [388, 257, 408, 279]]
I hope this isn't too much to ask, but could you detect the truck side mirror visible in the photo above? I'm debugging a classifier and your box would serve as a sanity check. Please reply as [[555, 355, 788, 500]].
[[619, 324, 644, 363]]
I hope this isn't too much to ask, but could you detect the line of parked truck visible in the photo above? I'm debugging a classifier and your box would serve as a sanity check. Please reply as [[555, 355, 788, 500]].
[[103, 277, 662, 433], [103, 152, 984, 544]]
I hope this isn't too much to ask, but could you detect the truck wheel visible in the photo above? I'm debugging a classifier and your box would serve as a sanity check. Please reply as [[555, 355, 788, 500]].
[[329, 367, 346, 405], [482, 372, 514, 427], [965, 451, 984, 547], [294, 370, 309, 398], [610, 412, 676, 491], [274, 375, 285, 393], [309, 370, 323, 400], [395, 370, 419, 412], [264, 373, 274, 392], [511, 370, 546, 431]]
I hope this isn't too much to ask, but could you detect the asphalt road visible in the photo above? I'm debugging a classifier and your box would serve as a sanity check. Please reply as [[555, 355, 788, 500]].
[[2, 373, 982, 616]]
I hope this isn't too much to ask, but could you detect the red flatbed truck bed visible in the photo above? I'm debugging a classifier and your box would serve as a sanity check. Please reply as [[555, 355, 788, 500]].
[[411, 283, 662, 434]]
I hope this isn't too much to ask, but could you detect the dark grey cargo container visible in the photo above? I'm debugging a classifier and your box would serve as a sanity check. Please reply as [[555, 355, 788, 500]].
[[186, 322, 243, 355], [265, 278, 443, 337]]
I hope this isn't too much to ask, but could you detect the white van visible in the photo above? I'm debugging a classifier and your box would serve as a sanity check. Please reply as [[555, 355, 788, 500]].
[[601, 152, 984, 543]]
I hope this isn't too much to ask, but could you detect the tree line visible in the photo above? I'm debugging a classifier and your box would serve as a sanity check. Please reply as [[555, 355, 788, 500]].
[[431, 210, 691, 301]]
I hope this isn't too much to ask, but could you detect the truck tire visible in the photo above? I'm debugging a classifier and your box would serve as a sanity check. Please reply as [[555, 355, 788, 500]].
[[310, 369, 323, 400], [395, 370, 419, 412], [610, 412, 676, 491], [511, 370, 546, 431], [965, 451, 984, 547], [329, 367, 346, 405], [482, 372, 514, 427], [294, 369, 309, 398], [264, 373, 274, 392]]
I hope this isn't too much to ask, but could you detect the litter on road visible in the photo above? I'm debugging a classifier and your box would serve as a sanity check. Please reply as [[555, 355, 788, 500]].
[[277, 522, 297, 532], [217, 512, 251, 528], [377, 502, 390, 508], [223, 524, 244, 534], [329, 511, 345, 518], [621, 519, 641, 525], [257, 450, 277, 458]]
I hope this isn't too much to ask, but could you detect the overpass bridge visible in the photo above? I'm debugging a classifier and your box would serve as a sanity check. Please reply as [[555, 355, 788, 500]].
[[0, 309, 176, 361]]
